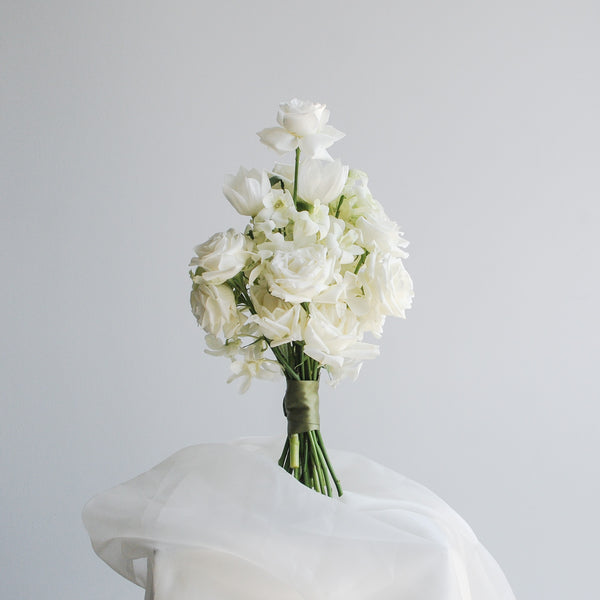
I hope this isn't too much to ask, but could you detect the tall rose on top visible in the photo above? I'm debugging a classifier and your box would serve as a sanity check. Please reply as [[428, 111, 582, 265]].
[[258, 98, 344, 159]]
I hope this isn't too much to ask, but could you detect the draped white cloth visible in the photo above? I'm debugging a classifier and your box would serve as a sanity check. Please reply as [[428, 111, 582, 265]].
[[82, 437, 516, 600]]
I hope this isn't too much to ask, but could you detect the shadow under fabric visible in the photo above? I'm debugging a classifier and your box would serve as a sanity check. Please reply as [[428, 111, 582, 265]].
[[83, 438, 516, 600]]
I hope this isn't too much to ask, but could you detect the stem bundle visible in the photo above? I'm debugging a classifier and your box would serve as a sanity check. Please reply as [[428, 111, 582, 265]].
[[278, 429, 342, 497]]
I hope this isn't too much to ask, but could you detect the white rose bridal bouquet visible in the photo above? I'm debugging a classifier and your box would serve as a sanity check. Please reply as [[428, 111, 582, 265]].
[[189, 99, 414, 497]]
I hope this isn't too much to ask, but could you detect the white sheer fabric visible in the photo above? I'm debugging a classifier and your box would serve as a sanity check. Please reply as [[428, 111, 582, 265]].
[[83, 438, 516, 600]]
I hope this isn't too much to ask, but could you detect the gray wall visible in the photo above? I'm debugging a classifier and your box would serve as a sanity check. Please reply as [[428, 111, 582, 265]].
[[2, 1, 599, 599]]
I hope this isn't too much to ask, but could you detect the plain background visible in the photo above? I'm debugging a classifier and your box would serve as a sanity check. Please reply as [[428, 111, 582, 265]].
[[2, 1, 599, 598]]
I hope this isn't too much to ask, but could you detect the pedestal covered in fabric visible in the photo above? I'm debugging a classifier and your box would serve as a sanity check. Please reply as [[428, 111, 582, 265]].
[[83, 438, 515, 600]]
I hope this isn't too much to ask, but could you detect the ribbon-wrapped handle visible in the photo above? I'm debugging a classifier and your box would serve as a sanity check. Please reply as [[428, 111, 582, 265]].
[[283, 380, 320, 435]]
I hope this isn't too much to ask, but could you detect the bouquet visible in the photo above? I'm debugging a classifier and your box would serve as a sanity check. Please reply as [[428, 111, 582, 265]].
[[190, 99, 413, 496]]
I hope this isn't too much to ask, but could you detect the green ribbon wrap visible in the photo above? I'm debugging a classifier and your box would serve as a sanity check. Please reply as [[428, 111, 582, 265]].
[[283, 380, 320, 435]]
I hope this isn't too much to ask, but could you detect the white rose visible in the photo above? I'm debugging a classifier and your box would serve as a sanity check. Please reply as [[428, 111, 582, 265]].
[[247, 282, 307, 346], [223, 167, 271, 216], [303, 303, 380, 376], [190, 228, 249, 284], [359, 252, 414, 318], [258, 98, 344, 159], [264, 245, 336, 303], [277, 98, 329, 136], [356, 213, 409, 257], [190, 282, 241, 338]]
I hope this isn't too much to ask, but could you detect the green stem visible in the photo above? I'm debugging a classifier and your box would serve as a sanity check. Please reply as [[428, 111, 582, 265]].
[[307, 430, 328, 496], [290, 433, 300, 468], [354, 249, 369, 274], [292, 146, 300, 208], [278, 437, 290, 467], [311, 463, 322, 494], [334, 195, 345, 218], [316, 430, 343, 497], [312, 430, 332, 497], [302, 432, 310, 485]]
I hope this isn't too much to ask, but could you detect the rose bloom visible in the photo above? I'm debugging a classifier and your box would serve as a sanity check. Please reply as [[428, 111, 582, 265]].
[[258, 98, 344, 159], [303, 303, 380, 378], [190, 281, 241, 339], [358, 252, 414, 319], [190, 228, 249, 285], [248, 282, 307, 346], [276, 98, 329, 136], [262, 244, 336, 304]]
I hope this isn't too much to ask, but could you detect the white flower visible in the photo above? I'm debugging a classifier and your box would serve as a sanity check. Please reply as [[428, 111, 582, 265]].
[[248, 282, 308, 346], [227, 341, 281, 393], [356, 213, 409, 257], [258, 98, 344, 159], [223, 167, 270, 216], [358, 252, 414, 319], [254, 189, 296, 231], [272, 159, 348, 206], [278, 99, 329, 136], [299, 158, 348, 205], [190, 282, 241, 338], [204, 334, 243, 358], [263, 245, 336, 303], [190, 228, 249, 284], [303, 303, 380, 381], [292, 204, 331, 245]]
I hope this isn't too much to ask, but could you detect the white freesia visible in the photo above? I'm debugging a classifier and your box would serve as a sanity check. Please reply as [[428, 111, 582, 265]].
[[258, 98, 344, 159], [223, 167, 270, 216], [204, 334, 242, 359], [254, 189, 296, 231], [190, 282, 241, 338], [263, 245, 336, 303], [190, 229, 249, 284], [227, 341, 281, 393], [291, 202, 331, 245]]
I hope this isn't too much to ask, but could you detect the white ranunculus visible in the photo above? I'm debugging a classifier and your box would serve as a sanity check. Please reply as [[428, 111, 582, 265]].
[[190, 282, 241, 338], [258, 98, 344, 159], [223, 167, 270, 216], [271, 160, 349, 209], [190, 229, 249, 284], [264, 245, 336, 303], [270, 162, 294, 189], [298, 159, 349, 205]]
